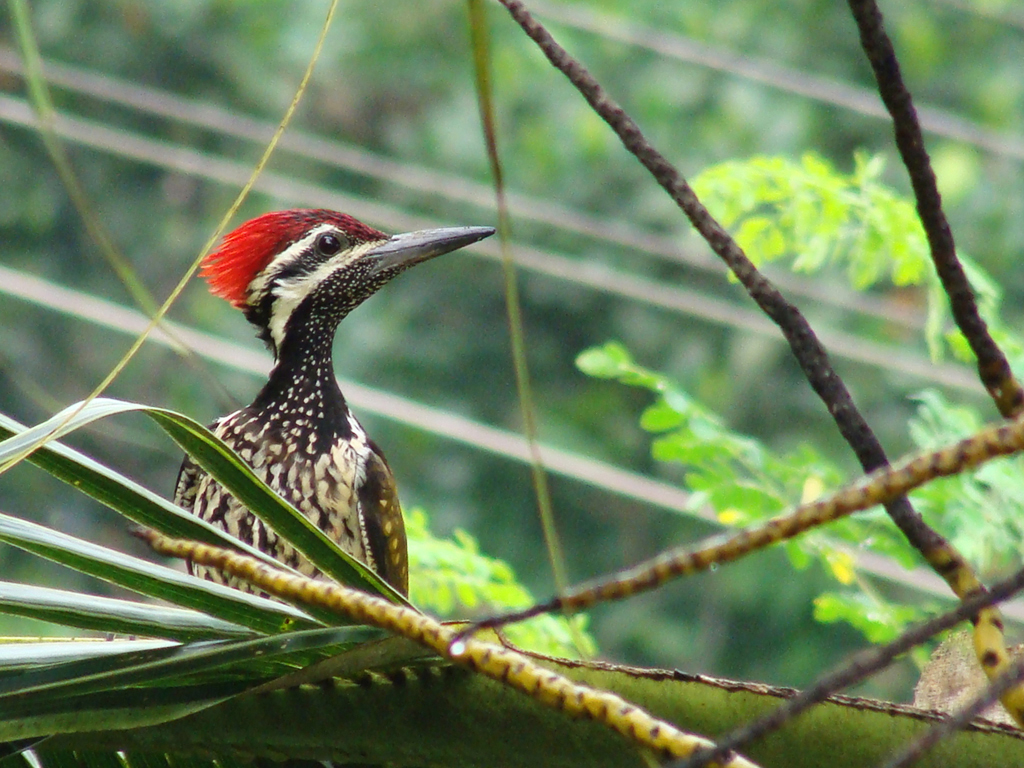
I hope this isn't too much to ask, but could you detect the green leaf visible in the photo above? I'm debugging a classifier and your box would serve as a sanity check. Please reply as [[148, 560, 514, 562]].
[[783, 539, 814, 570], [813, 591, 925, 644], [691, 152, 933, 290], [0, 627, 386, 741], [638, 401, 685, 432], [0, 581, 254, 641], [0, 412, 304, 577], [735, 215, 786, 262], [0, 627, 381, 713], [0, 680, 242, 743], [0, 398, 409, 606], [651, 432, 733, 466], [0, 638, 176, 668], [1, 750, 38, 768], [575, 341, 633, 378], [407, 509, 593, 657], [576, 342, 666, 390], [0, 510, 318, 635], [707, 483, 784, 519]]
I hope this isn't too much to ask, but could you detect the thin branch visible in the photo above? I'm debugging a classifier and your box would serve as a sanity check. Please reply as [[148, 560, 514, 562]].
[[6, 263, 1021, 619], [679, 563, 1024, 768], [139, 530, 761, 768], [0, 94, 982, 394], [845, 0, 1024, 418], [462, 408, 1024, 631], [881, 653, 1024, 768], [494, 0, 965, 624]]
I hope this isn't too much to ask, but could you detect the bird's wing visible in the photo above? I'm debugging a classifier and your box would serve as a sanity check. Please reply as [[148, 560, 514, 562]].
[[358, 441, 409, 597], [172, 415, 229, 577]]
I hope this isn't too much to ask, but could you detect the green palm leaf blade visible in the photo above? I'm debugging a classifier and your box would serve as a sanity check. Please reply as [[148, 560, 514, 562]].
[[0, 399, 408, 605], [0, 411, 305, 576], [0, 639, 176, 669], [125, 754, 209, 768], [0, 510, 319, 634], [0, 628, 382, 741], [0, 627, 380, 712], [32, 658, 1024, 768], [0, 581, 253, 641], [127, 755, 173, 768], [0, 749, 36, 768], [0, 687, 241, 745], [0, 647, 242, 741]]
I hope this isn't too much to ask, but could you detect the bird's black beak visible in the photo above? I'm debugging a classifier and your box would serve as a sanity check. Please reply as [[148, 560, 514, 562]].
[[365, 226, 495, 275]]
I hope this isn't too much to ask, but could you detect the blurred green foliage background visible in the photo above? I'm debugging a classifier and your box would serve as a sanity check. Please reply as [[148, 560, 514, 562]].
[[3, 0, 1024, 703]]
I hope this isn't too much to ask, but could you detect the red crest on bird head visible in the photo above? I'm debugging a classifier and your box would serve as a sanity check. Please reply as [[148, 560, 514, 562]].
[[200, 209, 387, 307]]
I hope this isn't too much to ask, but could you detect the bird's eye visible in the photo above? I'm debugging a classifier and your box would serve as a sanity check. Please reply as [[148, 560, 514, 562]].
[[316, 232, 345, 256]]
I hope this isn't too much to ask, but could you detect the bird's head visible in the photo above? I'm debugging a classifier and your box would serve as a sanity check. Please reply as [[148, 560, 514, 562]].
[[201, 209, 494, 357]]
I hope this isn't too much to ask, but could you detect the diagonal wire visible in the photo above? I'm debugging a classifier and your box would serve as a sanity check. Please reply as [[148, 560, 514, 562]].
[[4, 263, 1020, 621], [0, 94, 984, 395], [527, 0, 1024, 161], [0, 46, 927, 333], [0, 0, 340, 478]]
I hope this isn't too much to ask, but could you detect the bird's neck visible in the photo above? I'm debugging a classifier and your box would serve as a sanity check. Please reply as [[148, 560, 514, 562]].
[[250, 321, 353, 441]]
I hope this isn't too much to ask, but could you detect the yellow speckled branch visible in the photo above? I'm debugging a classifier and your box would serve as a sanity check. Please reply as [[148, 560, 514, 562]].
[[489, 0, 1024, 732], [481, 413, 1024, 726], [547, 416, 1024, 606], [140, 531, 759, 768]]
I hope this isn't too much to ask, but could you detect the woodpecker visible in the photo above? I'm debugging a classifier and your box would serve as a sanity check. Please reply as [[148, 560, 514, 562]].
[[174, 209, 494, 596]]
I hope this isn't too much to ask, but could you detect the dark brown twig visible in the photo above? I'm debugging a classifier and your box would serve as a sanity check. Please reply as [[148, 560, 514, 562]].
[[491, 0, 1024, 749], [496, 0, 962, 609], [457, 410, 1024, 636], [678, 563, 1024, 768], [846, 0, 1024, 418], [138, 529, 759, 768]]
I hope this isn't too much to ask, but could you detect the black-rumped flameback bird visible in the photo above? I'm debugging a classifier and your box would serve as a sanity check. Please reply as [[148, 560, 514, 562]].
[[174, 209, 494, 595]]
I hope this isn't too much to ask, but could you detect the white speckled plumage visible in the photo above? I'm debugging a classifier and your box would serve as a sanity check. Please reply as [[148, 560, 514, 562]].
[[174, 404, 384, 586], [173, 210, 494, 597]]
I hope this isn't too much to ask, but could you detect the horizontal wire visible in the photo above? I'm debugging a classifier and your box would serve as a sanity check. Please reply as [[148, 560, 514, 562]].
[[0, 93, 982, 395], [2, 262, 1021, 620], [529, 0, 1024, 160], [0, 45, 925, 332], [0, 24, 1009, 613]]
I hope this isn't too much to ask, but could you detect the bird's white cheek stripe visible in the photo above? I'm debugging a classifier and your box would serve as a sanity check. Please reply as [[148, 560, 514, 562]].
[[265, 238, 386, 353], [246, 226, 330, 305]]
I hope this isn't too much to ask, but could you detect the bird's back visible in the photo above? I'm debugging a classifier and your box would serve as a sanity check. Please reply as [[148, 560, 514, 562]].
[[173, 406, 409, 595]]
